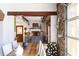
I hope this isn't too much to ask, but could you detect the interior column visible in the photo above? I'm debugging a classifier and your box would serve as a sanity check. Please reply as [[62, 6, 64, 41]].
[[50, 16, 57, 43]]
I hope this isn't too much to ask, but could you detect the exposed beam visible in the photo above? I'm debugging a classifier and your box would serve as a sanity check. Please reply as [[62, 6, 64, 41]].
[[7, 11, 57, 16]]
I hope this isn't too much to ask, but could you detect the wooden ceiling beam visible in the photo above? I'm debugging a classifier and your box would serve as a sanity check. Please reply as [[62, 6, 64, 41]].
[[7, 11, 57, 16]]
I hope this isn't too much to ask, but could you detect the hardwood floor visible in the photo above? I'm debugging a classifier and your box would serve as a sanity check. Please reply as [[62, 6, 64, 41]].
[[7, 42, 38, 56], [23, 42, 38, 56]]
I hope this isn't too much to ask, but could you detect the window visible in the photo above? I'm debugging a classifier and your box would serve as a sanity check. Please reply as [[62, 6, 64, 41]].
[[32, 23, 39, 28], [67, 4, 77, 56]]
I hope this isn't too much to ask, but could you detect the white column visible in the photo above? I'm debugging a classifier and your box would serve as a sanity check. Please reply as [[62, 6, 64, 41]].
[[48, 26, 51, 43], [51, 16, 57, 43]]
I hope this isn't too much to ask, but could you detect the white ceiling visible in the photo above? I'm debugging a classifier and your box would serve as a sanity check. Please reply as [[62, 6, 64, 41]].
[[25, 16, 43, 21], [0, 3, 56, 12]]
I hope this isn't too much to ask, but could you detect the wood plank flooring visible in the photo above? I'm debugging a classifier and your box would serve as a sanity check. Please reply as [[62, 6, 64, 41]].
[[23, 42, 38, 56]]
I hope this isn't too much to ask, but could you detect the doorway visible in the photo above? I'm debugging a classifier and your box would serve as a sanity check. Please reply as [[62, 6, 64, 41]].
[[16, 25, 23, 42]]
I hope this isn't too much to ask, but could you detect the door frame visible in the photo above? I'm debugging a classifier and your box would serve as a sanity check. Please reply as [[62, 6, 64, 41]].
[[16, 25, 23, 42]]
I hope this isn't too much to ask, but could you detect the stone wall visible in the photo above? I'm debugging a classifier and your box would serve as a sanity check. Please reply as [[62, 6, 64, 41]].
[[57, 3, 67, 56]]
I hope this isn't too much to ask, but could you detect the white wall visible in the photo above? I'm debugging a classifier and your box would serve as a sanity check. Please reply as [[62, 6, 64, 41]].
[[3, 16, 14, 44], [0, 21, 3, 56], [0, 22, 3, 45], [16, 16, 28, 27], [26, 16, 42, 28], [51, 16, 57, 42]]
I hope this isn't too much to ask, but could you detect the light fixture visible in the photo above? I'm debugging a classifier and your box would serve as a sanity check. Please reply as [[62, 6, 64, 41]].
[[0, 10, 4, 21]]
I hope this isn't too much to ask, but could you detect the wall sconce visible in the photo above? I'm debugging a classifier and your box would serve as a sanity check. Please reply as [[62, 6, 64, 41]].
[[24, 27, 27, 35], [0, 10, 4, 21]]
